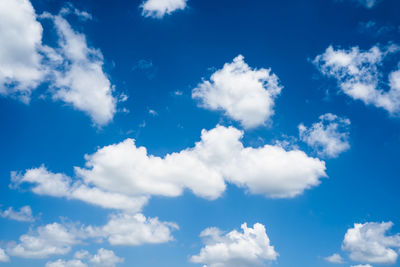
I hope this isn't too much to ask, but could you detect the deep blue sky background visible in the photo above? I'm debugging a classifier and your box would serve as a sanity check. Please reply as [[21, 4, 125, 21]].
[[1, 0, 400, 266]]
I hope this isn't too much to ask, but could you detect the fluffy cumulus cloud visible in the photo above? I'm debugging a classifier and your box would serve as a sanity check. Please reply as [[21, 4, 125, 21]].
[[342, 222, 400, 265], [0, 0, 47, 102], [0, 0, 117, 125], [4, 213, 176, 260], [350, 265, 373, 267], [0, 205, 34, 222], [190, 223, 278, 267], [86, 213, 178, 246], [6, 222, 81, 259], [299, 113, 351, 158], [325, 253, 345, 263], [46, 248, 124, 267], [192, 55, 283, 129], [0, 248, 10, 262], [141, 0, 187, 18], [44, 12, 117, 125], [314, 44, 400, 115], [12, 125, 326, 212]]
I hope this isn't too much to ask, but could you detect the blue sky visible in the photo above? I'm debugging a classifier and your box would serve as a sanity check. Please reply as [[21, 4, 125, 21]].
[[1, 0, 400, 266]]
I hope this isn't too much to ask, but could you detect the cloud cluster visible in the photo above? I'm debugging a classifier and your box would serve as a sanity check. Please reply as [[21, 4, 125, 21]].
[[0, 0, 117, 125], [190, 223, 278, 267], [12, 125, 326, 214], [6, 222, 81, 259], [299, 113, 350, 158], [46, 248, 124, 267], [193, 55, 283, 129], [3, 213, 176, 260], [355, 0, 379, 9], [342, 222, 400, 265], [141, 0, 187, 18], [314, 44, 400, 115]]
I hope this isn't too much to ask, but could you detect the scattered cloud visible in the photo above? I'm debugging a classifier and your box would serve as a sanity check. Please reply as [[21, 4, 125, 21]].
[[141, 0, 187, 18], [86, 213, 178, 246], [190, 223, 278, 267], [0, 205, 35, 222], [6, 222, 81, 259], [0, 0, 117, 126], [5, 213, 177, 260], [0, 249, 9, 262], [193, 55, 283, 129], [314, 44, 400, 115], [350, 265, 373, 267], [325, 253, 345, 263], [148, 109, 158, 116], [43, 12, 117, 126], [46, 248, 123, 267], [299, 113, 350, 158], [342, 222, 400, 265]]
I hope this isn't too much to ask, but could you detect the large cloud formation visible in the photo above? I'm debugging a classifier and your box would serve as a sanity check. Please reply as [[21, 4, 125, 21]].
[[314, 44, 400, 116], [12, 125, 327, 213], [193, 55, 283, 129], [0, 0, 117, 125], [190, 223, 278, 267]]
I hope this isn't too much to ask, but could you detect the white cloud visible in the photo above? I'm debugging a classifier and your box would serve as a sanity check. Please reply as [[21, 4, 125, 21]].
[[46, 259, 88, 267], [299, 113, 350, 158], [45, 12, 117, 126], [141, 0, 187, 18], [6, 222, 81, 259], [47, 248, 123, 267], [0, 0, 47, 102], [86, 213, 178, 246], [0, 205, 34, 222], [325, 253, 345, 263], [11, 166, 148, 212], [0, 248, 10, 262], [6, 212, 176, 260], [89, 248, 124, 267], [0, 0, 117, 126], [350, 265, 373, 267], [314, 45, 400, 115], [342, 222, 400, 265], [190, 223, 278, 267], [192, 55, 283, 129], [13, 125, 326, 212]]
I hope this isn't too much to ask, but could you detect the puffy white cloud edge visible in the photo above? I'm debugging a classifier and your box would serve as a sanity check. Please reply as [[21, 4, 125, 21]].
[[190, 222, 278, 267], [192, 55, 283, 129], [299, 113, 350, 158], [314, 44, 400, 116], [141, 0, 187, 18], [342, 222, 400, 265]]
